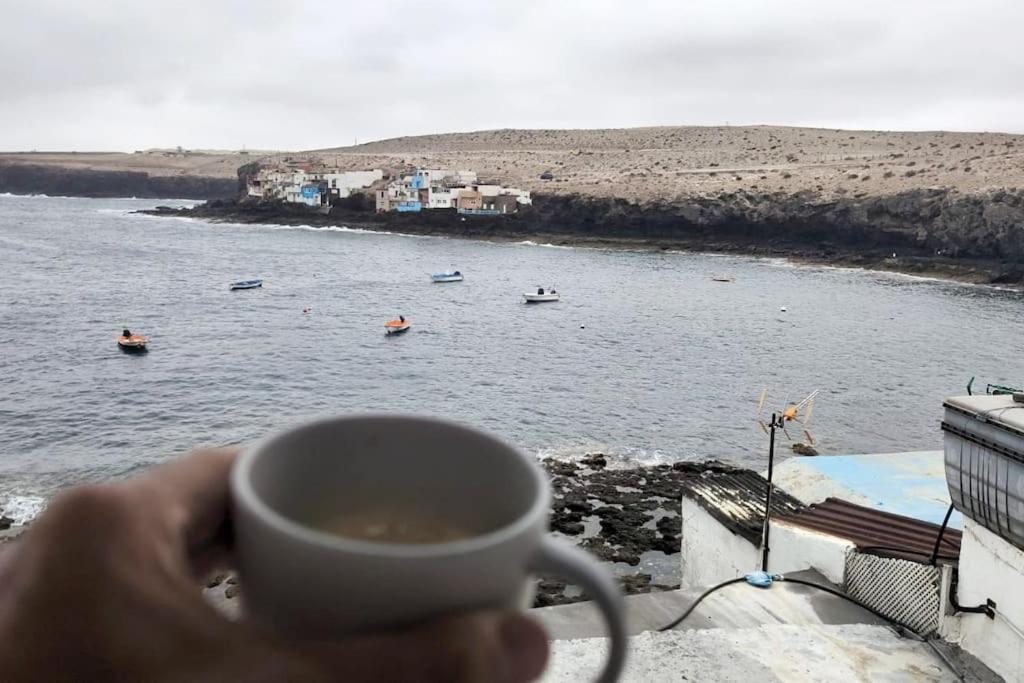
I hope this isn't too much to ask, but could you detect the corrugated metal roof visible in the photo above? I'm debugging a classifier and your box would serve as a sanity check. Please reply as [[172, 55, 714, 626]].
[[678, 470, 806, 544], [777, 498, 962, 563]]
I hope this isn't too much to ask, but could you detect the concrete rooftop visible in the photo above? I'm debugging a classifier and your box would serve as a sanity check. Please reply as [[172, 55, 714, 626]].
[[534, 570, 999, 681], [771, 451, 962, 529]]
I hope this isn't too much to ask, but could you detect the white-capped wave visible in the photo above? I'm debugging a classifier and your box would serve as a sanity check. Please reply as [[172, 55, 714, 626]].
[[533, 443, 677, 469], [515, 240, 574, 249], [1, 494, 46, 525]]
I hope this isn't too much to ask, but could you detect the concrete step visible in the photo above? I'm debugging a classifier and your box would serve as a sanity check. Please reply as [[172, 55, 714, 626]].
[[533, 571, 886, 640], [539, 623, 959, 682]]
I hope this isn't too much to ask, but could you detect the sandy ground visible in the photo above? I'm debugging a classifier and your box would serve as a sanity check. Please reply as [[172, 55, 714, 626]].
[[4, 125, 1024, 202]]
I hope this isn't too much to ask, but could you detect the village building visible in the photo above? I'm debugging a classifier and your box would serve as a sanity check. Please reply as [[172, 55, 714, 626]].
[[374, 168, 531, 214], [247, 165, 383, 206]]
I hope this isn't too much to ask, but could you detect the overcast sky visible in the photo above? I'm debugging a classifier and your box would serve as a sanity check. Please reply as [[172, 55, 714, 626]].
[[2, 0, 1022, 151]]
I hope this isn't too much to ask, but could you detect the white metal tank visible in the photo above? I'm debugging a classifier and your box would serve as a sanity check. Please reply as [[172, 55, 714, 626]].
[[943, 394, 1024, 549]]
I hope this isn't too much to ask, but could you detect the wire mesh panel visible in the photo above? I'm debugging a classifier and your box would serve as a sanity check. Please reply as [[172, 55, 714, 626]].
[[845, 552, 942, 635]]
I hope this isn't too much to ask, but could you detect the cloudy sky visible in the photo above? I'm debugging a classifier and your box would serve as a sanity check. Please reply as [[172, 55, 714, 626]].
[[2, 0, 1022, 151]]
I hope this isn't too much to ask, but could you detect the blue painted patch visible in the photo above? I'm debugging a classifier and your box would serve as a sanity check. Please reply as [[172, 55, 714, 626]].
[[794, 451, 961, 528]]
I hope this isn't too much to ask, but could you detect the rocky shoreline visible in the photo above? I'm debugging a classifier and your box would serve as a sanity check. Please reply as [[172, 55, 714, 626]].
[[207, 455, 712, 609], [0, 163, 236, 199], [2, 456, 740, 608], [142, 191, 1024, 287]]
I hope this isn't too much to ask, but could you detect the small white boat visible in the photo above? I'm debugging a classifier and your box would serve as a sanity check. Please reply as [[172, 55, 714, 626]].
[[524, 287, 560, 303], [431, 270, 463, 283], [230, 279, 263, 290], [711, 275, 734, 283]]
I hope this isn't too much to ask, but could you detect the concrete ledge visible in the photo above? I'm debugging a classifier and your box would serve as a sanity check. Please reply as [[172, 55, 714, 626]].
[[540, 624, 958, 682]]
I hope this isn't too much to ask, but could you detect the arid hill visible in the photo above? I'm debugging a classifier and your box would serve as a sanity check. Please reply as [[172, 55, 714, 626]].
[[308, 125, 1024, 202], [4, 125, 1022, 202]]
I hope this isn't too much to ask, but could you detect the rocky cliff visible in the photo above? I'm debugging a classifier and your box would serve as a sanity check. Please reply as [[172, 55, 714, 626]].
[[161, 187, 1024, 285], [0, 163, 236, 199]]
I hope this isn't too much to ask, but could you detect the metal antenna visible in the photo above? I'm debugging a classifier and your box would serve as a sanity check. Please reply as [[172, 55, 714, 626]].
[[761, 412, 783, 572]]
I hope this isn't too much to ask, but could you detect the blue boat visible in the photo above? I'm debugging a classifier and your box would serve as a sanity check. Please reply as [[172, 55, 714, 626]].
[[230, 279, 263, 290], [431, 270, 463, 283]]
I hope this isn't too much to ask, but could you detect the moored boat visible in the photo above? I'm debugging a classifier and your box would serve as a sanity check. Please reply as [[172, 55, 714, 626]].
[[431, 270, 463, 283], [385, 317, 411, 334], [117, 328, 149, 352], [524, 287, 560, 303], [230, 279, 263, 290]]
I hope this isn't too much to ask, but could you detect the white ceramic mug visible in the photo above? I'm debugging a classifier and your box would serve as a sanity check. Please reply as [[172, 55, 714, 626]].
[[231, 414, 627, 682]]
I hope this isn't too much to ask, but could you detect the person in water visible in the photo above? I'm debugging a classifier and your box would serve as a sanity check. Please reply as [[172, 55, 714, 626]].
[[0, 449, 549, 681]]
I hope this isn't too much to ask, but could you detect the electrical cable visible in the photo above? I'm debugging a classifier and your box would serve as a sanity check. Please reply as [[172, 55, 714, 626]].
[[657, 577, 746, 632], [658, 575, 919, 635], [656, 574, 962, 678], [929, 503, 957, 565], [777, 576, 923, 636]]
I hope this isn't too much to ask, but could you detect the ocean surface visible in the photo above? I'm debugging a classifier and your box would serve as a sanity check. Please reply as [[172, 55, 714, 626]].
[[1, 194, 1022, 520]]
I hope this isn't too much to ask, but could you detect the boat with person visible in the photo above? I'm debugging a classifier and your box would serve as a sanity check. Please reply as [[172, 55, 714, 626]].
[[385, 316, 411, 335], [230, 279, 263, 290], [117, 328, 149, 353], [523, 287, 560, 303], [431, 270, 464, 283]]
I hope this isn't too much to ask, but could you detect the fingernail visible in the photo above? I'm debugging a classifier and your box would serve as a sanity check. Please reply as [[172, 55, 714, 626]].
[[499, 614, 549, 682]]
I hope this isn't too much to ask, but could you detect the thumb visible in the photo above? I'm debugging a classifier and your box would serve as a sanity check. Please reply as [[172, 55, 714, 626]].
[[290, 611, 549, 683]]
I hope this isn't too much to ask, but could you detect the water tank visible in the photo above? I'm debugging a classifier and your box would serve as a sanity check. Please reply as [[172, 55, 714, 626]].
[[943, 395, 1024, 549]]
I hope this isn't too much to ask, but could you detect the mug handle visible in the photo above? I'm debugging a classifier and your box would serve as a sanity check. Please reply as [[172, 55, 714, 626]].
[[529, 536, 627, 683]]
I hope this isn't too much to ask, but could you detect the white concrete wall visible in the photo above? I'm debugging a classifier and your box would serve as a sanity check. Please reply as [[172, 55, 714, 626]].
[[767, 521, 853, 584], [679, 495, 853, 589], [680, 496, 760, 588], [322, 170, 384, 198], [951, 521, 1024, 681], [427, 189, 454, 208]]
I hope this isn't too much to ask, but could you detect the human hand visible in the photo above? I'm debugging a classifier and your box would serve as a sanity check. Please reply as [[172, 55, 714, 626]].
[[0, 449, 549, 681]]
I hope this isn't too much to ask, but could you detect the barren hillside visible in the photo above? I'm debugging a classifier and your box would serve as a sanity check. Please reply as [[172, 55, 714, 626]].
[[4, 125, 1024, 204], [308, 126, 1024, 202]]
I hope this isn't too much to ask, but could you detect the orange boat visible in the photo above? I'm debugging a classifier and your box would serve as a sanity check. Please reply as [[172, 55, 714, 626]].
[[117, 328, 149, 352], [384, 317, 410, 335]]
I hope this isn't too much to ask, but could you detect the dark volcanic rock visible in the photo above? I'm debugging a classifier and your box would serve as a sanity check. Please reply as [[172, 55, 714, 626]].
[[652, 536, 680, 554], [534, 577, 570, 607], [0, 163, 235, 199], [543, 458, 580, 477], [0, 515, 13, 531], [551, 515, 585, 536], [160, 188, 1024, 285], [579, 453, 608, 470], [656, 515, 682, 537], [620, 573, 652, 595], [791, 443, 819, 456], [530, 458, 746, 605], [205, 573, 227, 589]]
